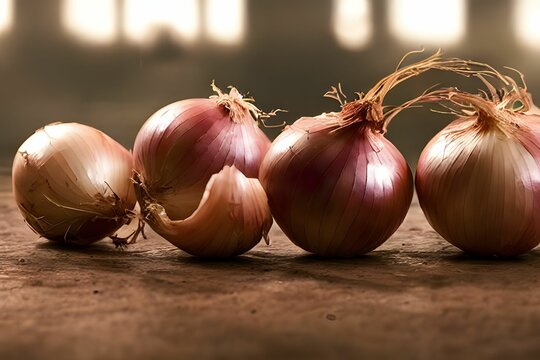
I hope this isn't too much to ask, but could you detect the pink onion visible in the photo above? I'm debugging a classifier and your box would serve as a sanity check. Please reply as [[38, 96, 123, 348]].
[[133, 83, 271, 220], [133, 83, 274, 257], [416, 76, 540, 257]]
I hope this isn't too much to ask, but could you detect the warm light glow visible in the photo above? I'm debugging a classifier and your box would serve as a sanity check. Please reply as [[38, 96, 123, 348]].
[[205, 0, 245, 45], [124, 0, 199, 45], [333, 0, 372, 50], [62, 0, 117, 44], [271, 131, 305, 157], [21, 124, 74, 158], [389, 0, 466, 45], [368, 164, 393, 188], [0, 0, 13, 34], [515, 0, 540, 49]]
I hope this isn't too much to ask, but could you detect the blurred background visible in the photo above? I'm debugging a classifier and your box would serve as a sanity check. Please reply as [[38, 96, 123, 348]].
[[0, 0, 539, 168]]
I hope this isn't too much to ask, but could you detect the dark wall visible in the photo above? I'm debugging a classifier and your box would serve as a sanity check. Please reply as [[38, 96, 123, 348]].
[[0, 0, 538, 168]]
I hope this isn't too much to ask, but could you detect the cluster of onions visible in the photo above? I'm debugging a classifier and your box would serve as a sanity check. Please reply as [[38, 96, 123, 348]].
[[416, 70, 540, 257], [259, 51, 474, 257], [133, 83, 275, 257], [12, 123, 137, 245], [14, 56, 540, 259]]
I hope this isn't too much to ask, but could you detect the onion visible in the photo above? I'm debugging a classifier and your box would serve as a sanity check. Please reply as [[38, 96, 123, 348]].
[[133, 83, 274, 257], [12, 122, 136, 245], [260, 51, 472, 257], [416, 72, 540, 256], [261, 115, 413, 257]]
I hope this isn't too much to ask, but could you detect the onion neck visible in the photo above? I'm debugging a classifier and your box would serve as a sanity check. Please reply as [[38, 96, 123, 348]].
[[322, 51, 482, 135], [339, 100, 386, 133], [210, 82, 265, 125], [475, 110, 501, 131], [449, 92, 523, 135]]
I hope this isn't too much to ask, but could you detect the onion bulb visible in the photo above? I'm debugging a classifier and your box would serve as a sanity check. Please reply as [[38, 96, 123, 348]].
[[12, 122, 136, 245], [133, 83, 274, 257], [260, 51, 472, 257], [416, 72, 540, 256]]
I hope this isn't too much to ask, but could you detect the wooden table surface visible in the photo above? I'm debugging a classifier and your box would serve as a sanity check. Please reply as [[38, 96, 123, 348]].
[[1, 174, 540, 360]]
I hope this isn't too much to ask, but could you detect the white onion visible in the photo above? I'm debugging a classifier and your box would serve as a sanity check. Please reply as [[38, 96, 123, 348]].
[[12, 123, 136, 245]]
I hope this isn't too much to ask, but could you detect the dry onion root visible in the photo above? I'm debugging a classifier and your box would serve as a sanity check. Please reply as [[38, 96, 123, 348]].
[[133, 83, 276, 257], [260, 51, 478, 257], [12, 123, 137, 246], [416, 70, 540, 257]]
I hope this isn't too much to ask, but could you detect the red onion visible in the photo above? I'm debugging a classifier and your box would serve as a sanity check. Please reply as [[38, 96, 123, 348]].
[[12, 123, 136, 245], [133, 83, 274, 257], [260, 51, 470, 257], [261, 114, 413, 257]]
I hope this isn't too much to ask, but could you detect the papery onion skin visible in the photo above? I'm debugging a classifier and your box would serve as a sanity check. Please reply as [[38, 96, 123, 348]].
[[133, 89, 271, 221], [136, 166, 272, 258], [260, 114, 413, 257], [12, 123, 136, 245], [416, 114, 540, 256]]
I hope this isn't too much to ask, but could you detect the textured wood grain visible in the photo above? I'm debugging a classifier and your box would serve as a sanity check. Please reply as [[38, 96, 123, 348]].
[[1, 174, 540, 360]]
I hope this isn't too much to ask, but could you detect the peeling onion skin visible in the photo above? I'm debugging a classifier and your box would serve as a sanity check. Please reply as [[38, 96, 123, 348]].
[[133, 95, 271, 220], [416, 115, 540, 257], [260, 114, 413, 257], [136, 166, 272, 258], [12, 123, 136, 245]]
